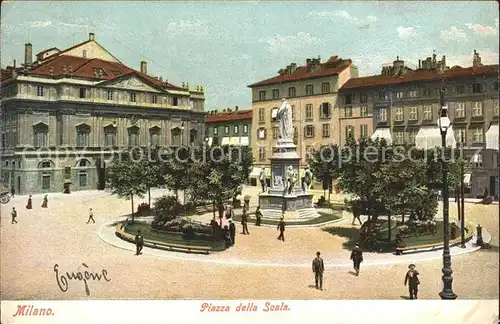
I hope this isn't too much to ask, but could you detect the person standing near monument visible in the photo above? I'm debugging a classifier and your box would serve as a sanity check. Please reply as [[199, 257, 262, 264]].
[[135, 229, 144, 255], [259, 168, 266, 193], [229, 219, 236, 245], [277, 216, 286, 241], [225, 205, 235, 220], [312, 251, 325, 290], [255, 206, 263, 226], [241, 208, 250, 235], [10, 186, 15, 198], [11, 207, 18, 224]]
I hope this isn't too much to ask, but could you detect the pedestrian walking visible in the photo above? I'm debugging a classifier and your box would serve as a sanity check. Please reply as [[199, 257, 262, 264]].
[[135, 230, 144, 255], [404, 264, 420, 300], [255, 206, 263, 226], [277, 216, 285, 241], [41, 194, 48, 208], [351, 204, 362, 225], [26, 195, 32, 210], [350, 245, 363, 276], [312, 251, 325, 290], [11, 207, 18, 224], [259, 168, 266, 193], [86, 208, 96, 224], [241, 208, 250, 235], [222, 225, 232, 248], [10, 186, 15, 198], [225, 205, 235, 220], [229, 219, 236, 245]]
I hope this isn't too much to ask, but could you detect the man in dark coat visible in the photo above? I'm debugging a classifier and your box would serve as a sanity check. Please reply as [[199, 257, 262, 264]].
[[241, 208, 250, 235], [404, 264, 420, 299], [11, 207, 18, 224], [135, 230, 144, 256], [255, 206, 263, 226], [277, 216, 285, 241], [351, 204, 362, 225], [86, 208, 96, 224], [312, 251, 325, 290], [229, 220, 236, 245], [10, 186, 15, 198], [350, 245, 363, 276], [222, 225, 232, 248]]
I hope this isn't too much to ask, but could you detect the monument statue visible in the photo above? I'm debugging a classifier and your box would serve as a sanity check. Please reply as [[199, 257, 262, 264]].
[[302, 166, 313, 193], [286, 165, 297, 194], [277, 98, 293, 141]]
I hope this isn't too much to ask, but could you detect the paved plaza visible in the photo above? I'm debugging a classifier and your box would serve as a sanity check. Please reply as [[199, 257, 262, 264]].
[[0, 187, 498, 300]]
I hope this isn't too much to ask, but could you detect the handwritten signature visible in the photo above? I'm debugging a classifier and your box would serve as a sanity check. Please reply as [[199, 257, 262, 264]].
[[54, 263, 111, 296]]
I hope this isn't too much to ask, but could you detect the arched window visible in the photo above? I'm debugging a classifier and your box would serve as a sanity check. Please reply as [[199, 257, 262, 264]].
[[104, 125, 117, 147], [190, 129, 198, 145], [77, 159, 91, 167], [149, 126, 161, 147], [33, 122, 48, 147], [76, 123, 91, 147], [171, 127, 181, 146], [128, 126, 140, 147], [39, 160, 54, 190]]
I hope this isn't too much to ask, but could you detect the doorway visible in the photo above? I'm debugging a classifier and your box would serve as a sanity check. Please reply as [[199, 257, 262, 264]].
[[96, 158, 106, 190], [17, 176, 20, 195]]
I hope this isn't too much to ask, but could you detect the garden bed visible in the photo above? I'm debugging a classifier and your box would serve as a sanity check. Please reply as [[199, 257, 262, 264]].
[[232, 210, 342, 226]]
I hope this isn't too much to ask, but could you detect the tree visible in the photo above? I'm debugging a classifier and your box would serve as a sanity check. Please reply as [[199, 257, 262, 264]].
[[161, 148, 192, 202], [308, 143, 341, 201], [106, 151, 147, 222], [142, 148, 164, 207]]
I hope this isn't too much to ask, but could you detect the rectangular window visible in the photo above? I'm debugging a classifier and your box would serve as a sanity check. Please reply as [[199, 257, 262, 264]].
[[273, 127, 279, 139], [234, 125, 239, 134], [305, 104, 313, 119], [344, 106, 353, 118], [305, 84, 314, 95], [345, 94, 354, 105], [360, 105, 368, 117], [472, 101, 483, 116], [104, 129, 116, 146], [288, 87, 296, 98], [42, 174, 51, 190], [129, 132, 139, 146], [172, 97, 178, 106], [408, 106, 418, 120], [395, 107, 404, 121], [378, 91, 389, 101], [34, 131, 47, 147], [408, 130, 417, 145], [322, 124, 330, 137], [259, 108, 265, 122], [224, 126, 230, 135], [79, 171, 87, 187], [423, 105, 432, 120], [243, 124, 248, 134], [409, 90, 418, 98], [345, 126, 354, 139], [473, 127, 484, 143], [320, 102, 330, 119], [272, 89, 279, 99], [259, 91, 266, 101], [213, 127, 218, 135], [271, 107, 278, 122], [395, 91, 404, 99], [37, 86, 44, 97], [305, 125, 314, 138], [394, 132, 404, 145], [76, 131, 89, 147], [79, 88, 87, 99], [360, 93, 368, 103], [455, 128, 467, 144], [379, 108, 387, 122], [472, 83, 483, 93], [455, 102, 466, 118], [422, 88, 432, 97], [456, 85, 465, 94], [321, 82, 330, 94], [258, 147, 265, 161], [130, 92, 137, 102], [150, 133, 159, 147], [360, 125, 368, 138], [107, 91, 113, 100], [257, 128, 266, 139], [152, 95, 157, 104]]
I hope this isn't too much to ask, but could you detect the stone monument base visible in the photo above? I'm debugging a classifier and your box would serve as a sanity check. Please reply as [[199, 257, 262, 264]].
[[259, 192, 318, 221]]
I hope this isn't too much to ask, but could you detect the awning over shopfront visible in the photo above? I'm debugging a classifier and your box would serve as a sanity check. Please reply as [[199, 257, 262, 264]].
[[371, 128, 392, 144], [415, 126, 456, 150], [486, 124, 499, 150], [240, 137, 249, 146], [229, 137, 240, 146], [221, 137, 230, 145]]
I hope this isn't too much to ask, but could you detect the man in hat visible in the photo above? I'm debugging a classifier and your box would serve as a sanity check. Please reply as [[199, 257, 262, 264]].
[[229, 219, 236, 245], [350, 245, 363, 276], [11, 207, 18, 224], [277, 214, 286, 241], [255, 206, 263, 226], [241, 208, 250, 235], [312, 251, 325, 290], [404, 264, 420, 299], [86, 208, 96, 224], [135, 229, 144, 256]]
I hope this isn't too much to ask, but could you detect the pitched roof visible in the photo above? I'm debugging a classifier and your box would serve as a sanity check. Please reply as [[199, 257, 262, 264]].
[[4, 54, 183, 90], [206, 110, 252, 123], [248, 56, 352, 88], [341, 64, 499, 90]]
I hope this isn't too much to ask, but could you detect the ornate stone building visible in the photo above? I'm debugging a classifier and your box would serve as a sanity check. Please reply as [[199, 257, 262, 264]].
[[248, 55, 358, 184], [339, 51, 499, 198], [0, 33, 205, 195]]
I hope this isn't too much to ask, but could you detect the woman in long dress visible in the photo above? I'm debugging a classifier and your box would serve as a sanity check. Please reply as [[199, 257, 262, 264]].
[[26, 195, 32, 209], [41, 194, 48, 208]]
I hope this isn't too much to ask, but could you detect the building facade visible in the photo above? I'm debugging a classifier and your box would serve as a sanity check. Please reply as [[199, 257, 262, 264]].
[[205, 107, 252, 147], [248, 56, 358, 182], [339, 51, 499, 198], [0, 33, 206, 195]]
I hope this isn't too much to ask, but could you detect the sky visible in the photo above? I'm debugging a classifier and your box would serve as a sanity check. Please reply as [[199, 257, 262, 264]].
[[1, 1, 498, 110]]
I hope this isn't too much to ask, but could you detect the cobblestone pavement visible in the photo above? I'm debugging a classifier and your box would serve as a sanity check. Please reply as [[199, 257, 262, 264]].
[[0, 186, 498, 300]]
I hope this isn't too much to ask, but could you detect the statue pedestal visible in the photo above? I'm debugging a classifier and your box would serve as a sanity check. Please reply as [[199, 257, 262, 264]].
[[258, 139, 317, 222]]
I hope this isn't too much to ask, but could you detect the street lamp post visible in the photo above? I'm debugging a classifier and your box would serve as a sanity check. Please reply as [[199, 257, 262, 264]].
[[460, 133, 466, 248], [437, 90, 457, 300]]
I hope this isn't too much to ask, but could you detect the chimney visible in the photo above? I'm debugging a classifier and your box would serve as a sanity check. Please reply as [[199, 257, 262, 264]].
[[13, 59, 16, 68], [89, 33, 95, 41], [140, 60, 147, 74], [24, 43, 33, 66], [418, 60, 421, 69], [235, 105, 239, 111]]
